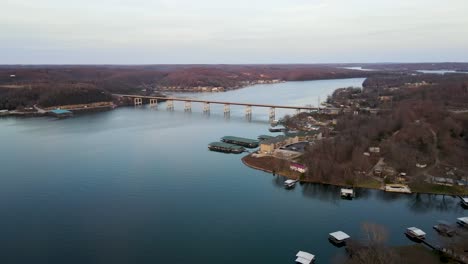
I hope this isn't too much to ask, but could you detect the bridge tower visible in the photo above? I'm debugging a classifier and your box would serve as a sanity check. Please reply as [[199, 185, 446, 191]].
[[269, 107, 275, 121], [166, 100, 174, 111], [203, 102, 210, 113], [134, 97, 143, 106], [184, 101, 192, 112], [149, 99, 158, 108]]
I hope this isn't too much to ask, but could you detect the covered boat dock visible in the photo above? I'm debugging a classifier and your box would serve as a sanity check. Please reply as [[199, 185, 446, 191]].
[[221, 136, 259, 148]]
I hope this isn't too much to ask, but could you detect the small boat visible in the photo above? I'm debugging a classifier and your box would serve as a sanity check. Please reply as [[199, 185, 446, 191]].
[[340, 188, 354, 199], [284, 179, 299, 188], [433, 220, 456, 236], [405, 227, 426, 240], [329, 231, 350, 245], [457, 217, 468, 227], [295, 251, 315, 264]]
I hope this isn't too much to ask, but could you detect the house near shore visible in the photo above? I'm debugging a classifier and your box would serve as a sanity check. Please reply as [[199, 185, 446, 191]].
[[290, 163, 308, 173], [259, 136, 298, 154]]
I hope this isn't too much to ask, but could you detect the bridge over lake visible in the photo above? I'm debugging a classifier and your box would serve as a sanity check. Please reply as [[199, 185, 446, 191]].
[[113, 94, 343, 120]]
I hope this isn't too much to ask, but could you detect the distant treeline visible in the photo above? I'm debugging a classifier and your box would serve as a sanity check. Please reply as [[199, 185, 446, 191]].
[[0, 85, 112, 110], [0, 64, 373, 109]]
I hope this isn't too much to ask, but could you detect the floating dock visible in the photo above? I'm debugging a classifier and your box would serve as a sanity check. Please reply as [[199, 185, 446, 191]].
[[258, 135, 274, 141], [384, 184, 411, 193], [221, 136, 259, 148], [208, 142, 245, 154]]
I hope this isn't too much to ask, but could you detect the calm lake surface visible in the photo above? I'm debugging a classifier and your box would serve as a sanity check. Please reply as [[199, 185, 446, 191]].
[[0, 78, 465, 264]]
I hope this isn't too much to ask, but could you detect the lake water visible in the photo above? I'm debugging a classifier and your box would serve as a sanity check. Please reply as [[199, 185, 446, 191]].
[[417, 70, 468, 74], [0, 78, 465, 264]]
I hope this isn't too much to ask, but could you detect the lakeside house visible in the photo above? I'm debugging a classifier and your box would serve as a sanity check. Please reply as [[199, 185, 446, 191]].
[[290, 163, 308, 173], [259, 135, 298, 154]]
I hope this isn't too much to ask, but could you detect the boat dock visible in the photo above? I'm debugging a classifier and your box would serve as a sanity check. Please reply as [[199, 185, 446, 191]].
[[221, 136, 259, 148], [384, 184, 411, 193], [208, 142, 245, 154], [258, 135, 274, 141]]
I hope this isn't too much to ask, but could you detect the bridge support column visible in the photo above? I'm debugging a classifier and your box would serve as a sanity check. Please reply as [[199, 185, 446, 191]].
[[296, 108, 301, 114], [134, 97, 143, 106], [149, 99, 158, 108], [269, 107, 275, 121], [245, 105, 252, 117], [184, 101, 192, 112], [203, 102, 210, 113], [166, 100, 174, 111], [224, 104, 230, 114]]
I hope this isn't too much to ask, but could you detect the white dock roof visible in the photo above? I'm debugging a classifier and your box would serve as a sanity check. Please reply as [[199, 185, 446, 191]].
[[462, 198, 468, 203], [285, 179, 297, 184], [407, 227, 426, 236], [329, 231, 350, 241], [295, 251, 315, 264], [457, 217, 468, 224], [341, 188, 353, 194]]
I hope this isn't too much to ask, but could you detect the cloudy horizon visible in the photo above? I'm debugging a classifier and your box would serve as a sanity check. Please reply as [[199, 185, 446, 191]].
[[2, 0, 468, 64]]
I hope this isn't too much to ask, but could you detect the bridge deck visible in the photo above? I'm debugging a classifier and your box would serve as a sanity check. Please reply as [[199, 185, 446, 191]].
[[114, 94, 327, 110]]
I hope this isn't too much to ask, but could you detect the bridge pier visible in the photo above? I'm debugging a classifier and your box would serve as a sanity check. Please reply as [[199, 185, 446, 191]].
[[224, 104, 230, 114], [245, 105, 252, 117], [203, 102, 210, 113], [269, 107, 275, 121], [296, 108, 301, 114], [166, 100, 174, 111], [134, 97, 143, 106], [149, 99, 158, 108], [184, 101, 192, 112]]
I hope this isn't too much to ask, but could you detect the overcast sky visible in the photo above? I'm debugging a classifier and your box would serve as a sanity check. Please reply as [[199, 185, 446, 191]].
[[2, 0, 468, 64]]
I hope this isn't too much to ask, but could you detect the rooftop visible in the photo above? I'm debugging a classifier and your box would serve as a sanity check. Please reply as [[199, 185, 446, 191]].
[[329, 231, 350, 241], [407, 227, 426, 236], [221, 136, 259, 144], [209, 142, 244, 150], [295, 251, 315, 264]]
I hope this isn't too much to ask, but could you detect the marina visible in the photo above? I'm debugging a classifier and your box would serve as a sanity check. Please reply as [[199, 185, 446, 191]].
[[221, 136, 259, 148], [208, 142, 245, 154]]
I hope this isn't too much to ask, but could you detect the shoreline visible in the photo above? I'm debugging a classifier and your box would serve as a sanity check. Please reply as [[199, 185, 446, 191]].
[[241, 154, 467, 196]]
